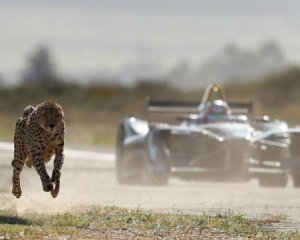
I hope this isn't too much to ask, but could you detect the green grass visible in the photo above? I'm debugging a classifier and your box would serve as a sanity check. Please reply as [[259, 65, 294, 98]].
[[0, 206, 299, 239]]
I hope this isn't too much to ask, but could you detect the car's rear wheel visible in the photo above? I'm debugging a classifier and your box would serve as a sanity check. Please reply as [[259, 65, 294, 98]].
[[258, 174, 288, 187], [292, 173, 300, 188]]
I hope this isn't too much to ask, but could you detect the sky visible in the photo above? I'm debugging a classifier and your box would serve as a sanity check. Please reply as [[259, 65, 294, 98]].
[[1, 0, 300, 83]]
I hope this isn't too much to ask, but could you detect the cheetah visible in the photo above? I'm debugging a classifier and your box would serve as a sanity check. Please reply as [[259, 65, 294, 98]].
[[12, 101, 65, 198]]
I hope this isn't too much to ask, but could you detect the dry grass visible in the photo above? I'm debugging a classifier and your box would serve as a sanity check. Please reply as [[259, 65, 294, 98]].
[[1, 100, 300, 149], [1, 74, 300, 148], [0, 205, 299, 239]]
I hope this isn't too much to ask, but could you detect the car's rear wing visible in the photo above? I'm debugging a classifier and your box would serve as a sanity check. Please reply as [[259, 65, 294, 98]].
[[145, 98, 253, 116]]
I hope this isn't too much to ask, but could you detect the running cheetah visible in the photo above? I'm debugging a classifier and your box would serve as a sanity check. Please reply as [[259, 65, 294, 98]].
[[12, 101, 65, 198]]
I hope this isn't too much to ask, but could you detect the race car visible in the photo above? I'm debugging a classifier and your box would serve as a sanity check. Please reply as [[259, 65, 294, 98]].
[[116, 84, 300, 186]]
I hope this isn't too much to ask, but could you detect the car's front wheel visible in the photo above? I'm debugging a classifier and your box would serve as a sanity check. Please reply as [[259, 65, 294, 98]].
[[258, 174, 288, 187], [143, 130, 170, 186], [115, 123, 139, 184]]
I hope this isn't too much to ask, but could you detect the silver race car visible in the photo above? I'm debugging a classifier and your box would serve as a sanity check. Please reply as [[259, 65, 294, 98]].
[[116, 84, 300, 186]]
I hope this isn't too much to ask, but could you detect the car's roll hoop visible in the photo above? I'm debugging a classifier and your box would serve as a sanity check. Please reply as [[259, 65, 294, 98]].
[[201, 83, 226, 103]]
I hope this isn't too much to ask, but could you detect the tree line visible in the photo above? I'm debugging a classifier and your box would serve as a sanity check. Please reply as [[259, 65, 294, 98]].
[[0, 45, 299, 123]]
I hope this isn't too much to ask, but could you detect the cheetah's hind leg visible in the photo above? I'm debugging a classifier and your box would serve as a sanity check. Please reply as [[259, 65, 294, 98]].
[[12, 155, 26, 199]]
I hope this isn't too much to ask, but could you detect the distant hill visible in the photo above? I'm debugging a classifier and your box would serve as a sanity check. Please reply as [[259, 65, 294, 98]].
[[168, 41, 287, 89]]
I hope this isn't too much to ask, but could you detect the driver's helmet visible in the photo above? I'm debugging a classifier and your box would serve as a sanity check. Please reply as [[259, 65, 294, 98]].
[[204, 100, 231, 122]]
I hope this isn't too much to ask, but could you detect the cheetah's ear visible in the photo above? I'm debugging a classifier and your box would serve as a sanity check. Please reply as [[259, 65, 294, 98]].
[[57, 104, 65, 120], [61, 109, 65, 121]]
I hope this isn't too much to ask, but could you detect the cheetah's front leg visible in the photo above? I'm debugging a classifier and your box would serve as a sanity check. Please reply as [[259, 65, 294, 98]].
[[32, 153, 54, 192], [51, 145, 64, 198]]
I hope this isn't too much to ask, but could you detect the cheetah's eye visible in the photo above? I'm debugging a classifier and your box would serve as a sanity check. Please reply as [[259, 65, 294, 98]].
[[42, 114, 48, 118]]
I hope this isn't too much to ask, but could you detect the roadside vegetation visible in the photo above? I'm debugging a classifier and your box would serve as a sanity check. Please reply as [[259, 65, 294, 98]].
[[1, 66, 300, 147], [0, 205, 299, 239]]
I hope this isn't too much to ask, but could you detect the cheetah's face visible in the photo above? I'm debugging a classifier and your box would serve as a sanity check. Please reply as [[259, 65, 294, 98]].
[[36, 104, 64, 133]]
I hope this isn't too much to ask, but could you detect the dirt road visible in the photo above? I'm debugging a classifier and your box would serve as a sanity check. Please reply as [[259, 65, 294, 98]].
[[1, 146, 300, 231]]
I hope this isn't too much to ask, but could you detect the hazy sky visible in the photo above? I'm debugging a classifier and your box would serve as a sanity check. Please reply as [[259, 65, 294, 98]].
[[1, 0, 300, 82]]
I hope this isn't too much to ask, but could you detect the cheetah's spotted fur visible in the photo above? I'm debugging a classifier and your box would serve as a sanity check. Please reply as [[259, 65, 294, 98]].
[[12, 101, 65, 198]]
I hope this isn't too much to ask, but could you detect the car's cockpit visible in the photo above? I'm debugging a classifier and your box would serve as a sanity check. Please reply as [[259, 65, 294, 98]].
[[197, 84, 232, 123]]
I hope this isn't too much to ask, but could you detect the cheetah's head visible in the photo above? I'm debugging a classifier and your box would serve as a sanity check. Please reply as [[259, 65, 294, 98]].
[[36, 101, 64, 133]]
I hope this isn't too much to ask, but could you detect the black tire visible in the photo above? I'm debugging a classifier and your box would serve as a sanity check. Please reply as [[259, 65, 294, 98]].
[[143, 131, 170, 186], [292, 173, 300, 188], [258, 174, 288, 187]]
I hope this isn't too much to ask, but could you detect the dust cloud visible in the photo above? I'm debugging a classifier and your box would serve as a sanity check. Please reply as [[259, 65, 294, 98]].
[[1, 153, 300, 230]]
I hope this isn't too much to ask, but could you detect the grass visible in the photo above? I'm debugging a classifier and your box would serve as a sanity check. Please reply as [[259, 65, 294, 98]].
[[2, 69, 300, 148], [0, 113, 15, 142], [0, 206, 299, 239]]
